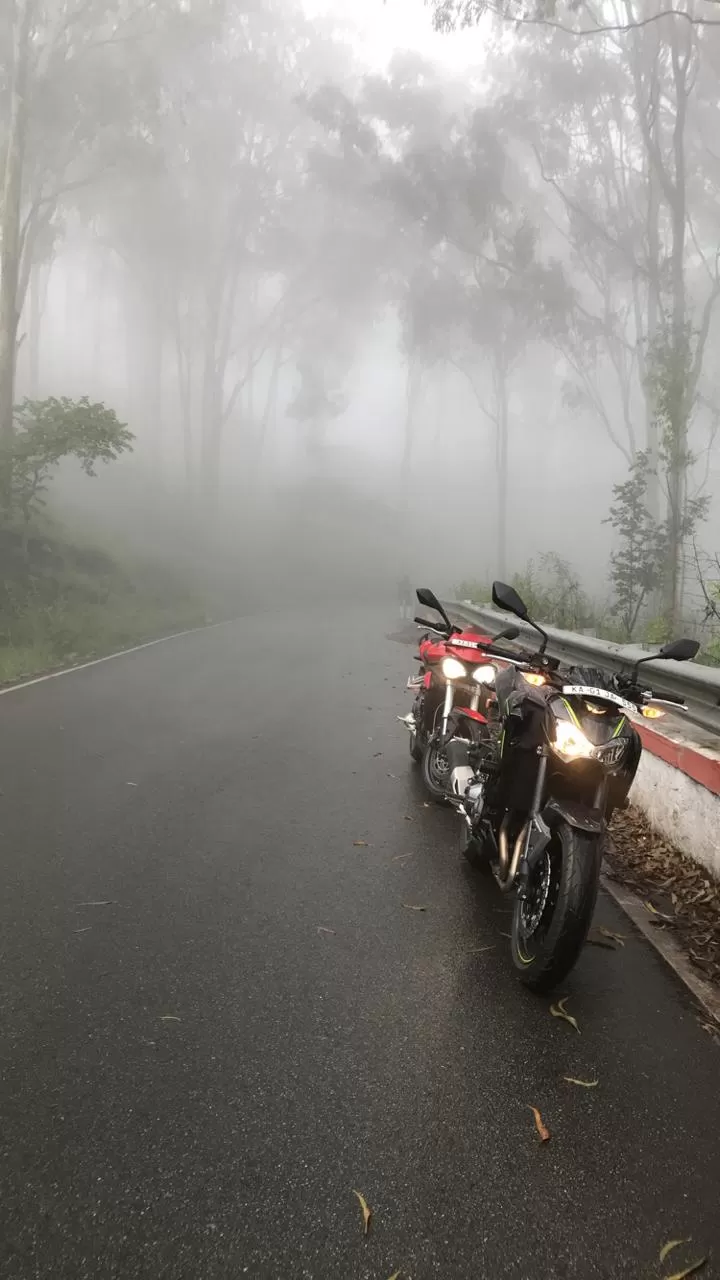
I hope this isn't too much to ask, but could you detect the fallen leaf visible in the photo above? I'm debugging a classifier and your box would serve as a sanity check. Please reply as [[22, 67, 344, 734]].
[[644, 900, 674, 922], [550, 997, 580, 1034], [75, 900, 116, 907], [391, 852, 414, 863], [387, 773, 397, 779], [316, 926, 336, 935], [563, 1076, 598, 1088], [665, 1259, 708, 1280], [660, 1240, 691, 1264], [353, 841, 369, 847], [422, 802, 432, 808], [528, 1105, 550, 1142], [402, 903, 428, 912], [73, 927, 92, 934], [404, 815, 414, 822], [586, 934, 617, 950], [598, 926, 625, 947], [387, 1272, 402, 1280], [160, 1015, 181, 1022], [353, 1189, 372, 1236], [126, 781, 138, 787], [373, 751, 383, 758]]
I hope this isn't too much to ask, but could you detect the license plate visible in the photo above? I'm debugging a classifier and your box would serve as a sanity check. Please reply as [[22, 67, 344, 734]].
[[561, 685, 636, 714]]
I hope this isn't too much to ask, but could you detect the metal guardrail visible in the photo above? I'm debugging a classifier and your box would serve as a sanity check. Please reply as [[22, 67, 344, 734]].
[[443, 600, 720, 739]]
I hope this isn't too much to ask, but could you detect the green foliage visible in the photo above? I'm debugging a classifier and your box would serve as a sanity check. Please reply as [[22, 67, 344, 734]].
[[454, 578, 491, 603], [642, 615, 672, 646], [511, 552, 592, 631], [644, 330, 710, 627], [605, 452, 666, 640], [1, 397, 134, 524]]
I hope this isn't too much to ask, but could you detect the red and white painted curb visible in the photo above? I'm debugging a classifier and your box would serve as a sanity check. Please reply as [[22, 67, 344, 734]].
[[631, 720, 720, 880]]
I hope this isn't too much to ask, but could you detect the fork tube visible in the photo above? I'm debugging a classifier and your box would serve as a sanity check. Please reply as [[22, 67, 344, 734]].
[[442, 681, 454, 734], [529, 751, 548, 817]]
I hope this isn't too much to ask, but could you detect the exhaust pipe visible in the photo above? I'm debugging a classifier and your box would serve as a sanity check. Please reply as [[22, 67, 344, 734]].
[[495, 816, 529, 893]]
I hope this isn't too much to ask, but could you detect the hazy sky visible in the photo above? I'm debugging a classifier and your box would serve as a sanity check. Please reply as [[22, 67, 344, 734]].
[[303, 0, 488, 70]]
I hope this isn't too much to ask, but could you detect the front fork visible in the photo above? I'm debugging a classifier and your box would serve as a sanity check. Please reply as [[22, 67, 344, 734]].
[[441, 680, 454, 736], [441, 680, 479, 741], [514, 758, 608, 899]]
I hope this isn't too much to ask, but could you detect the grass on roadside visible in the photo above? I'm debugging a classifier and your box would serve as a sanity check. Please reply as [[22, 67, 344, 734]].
[[0, 524, 207, 685]]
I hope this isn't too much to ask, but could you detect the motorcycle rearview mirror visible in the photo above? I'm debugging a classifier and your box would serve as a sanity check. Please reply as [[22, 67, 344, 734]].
[[415, 586, 452, 632], [493, 624, 520, 642], [657, 637, 700, 662], [492, 580, 549, 652], [492, 581, 529, 619], [633, 637, 700, 679]]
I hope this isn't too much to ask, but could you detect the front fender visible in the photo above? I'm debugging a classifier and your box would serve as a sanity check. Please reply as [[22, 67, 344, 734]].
[[441, 709, 486, 747], [542, 798, 604, 836]]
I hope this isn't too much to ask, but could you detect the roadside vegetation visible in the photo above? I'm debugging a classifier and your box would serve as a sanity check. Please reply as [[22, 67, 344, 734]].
[[455, 537, 720, 666], [0, 397, 205, 684]]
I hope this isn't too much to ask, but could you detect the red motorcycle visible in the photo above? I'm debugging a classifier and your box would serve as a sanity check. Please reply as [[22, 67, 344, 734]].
[[399, 587, 519, 801]]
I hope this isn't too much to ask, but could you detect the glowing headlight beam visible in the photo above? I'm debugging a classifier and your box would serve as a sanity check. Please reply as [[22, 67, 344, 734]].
[[441, 657, 466, 680], [552, 719, 594, 761]]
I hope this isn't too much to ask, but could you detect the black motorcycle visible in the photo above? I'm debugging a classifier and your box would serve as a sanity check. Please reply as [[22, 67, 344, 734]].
[[446, 580, 699, 993]]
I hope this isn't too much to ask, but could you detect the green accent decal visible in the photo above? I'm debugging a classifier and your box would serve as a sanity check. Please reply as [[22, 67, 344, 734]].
[[561, 697, 582, 729], [612, 716, 626, 739]]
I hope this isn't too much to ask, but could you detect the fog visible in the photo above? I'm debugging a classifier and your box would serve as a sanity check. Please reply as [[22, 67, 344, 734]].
[[3, 0, 720, 643]]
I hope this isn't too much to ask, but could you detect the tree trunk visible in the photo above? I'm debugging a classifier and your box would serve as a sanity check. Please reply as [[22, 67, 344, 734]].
[[27, 262, 41, 396], [645, 128, 661, 518], [401, 359, 422, 480], [144, 292, 164, 477], [254, 342, 282, 475], [495, 354, 509, 581], [663, 26, 690, 634], [0, 0, 34, 438], [173, 304, 195, 498], [200, 327, 223, 514]]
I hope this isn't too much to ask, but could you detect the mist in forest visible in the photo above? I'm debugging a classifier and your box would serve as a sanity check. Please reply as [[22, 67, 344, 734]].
[[3, 0, 720, 638]]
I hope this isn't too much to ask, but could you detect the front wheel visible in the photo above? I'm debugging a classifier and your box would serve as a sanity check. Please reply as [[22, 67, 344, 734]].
[[409, 730, 423, 764], [511, 823, 601, 993], [421, 736, 450, 802]]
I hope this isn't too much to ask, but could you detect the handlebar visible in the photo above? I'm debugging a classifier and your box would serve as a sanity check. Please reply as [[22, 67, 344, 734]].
[[612, 673, 687, 710]]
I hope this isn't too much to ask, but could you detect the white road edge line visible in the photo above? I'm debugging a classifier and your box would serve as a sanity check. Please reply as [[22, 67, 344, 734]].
[[0, 619, 235, 698]]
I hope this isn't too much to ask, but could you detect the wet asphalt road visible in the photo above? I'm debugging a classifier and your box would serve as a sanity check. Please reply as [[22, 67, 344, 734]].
[[1, 607, 719, 1280]]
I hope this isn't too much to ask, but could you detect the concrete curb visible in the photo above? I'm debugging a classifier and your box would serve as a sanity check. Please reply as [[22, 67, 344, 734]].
[[601, 865, 720, 1029]]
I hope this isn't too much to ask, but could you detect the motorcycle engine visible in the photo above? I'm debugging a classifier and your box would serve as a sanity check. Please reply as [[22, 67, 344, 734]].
[[445, 738, 475, 798]]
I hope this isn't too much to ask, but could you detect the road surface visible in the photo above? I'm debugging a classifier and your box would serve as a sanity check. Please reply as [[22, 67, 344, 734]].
[[1, 607, 718, 1280]]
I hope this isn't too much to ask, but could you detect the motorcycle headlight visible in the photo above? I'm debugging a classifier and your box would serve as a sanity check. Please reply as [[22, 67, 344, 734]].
[[441, 657, 466, 680], [472, 664, 495, 685], [552, 719, 594, 761]]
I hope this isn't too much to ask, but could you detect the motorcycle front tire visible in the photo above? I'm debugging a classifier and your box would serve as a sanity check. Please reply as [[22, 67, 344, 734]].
[[510, 823, 601, 994], [421, 737, 449, 803], [409, 730, 423, 763]]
